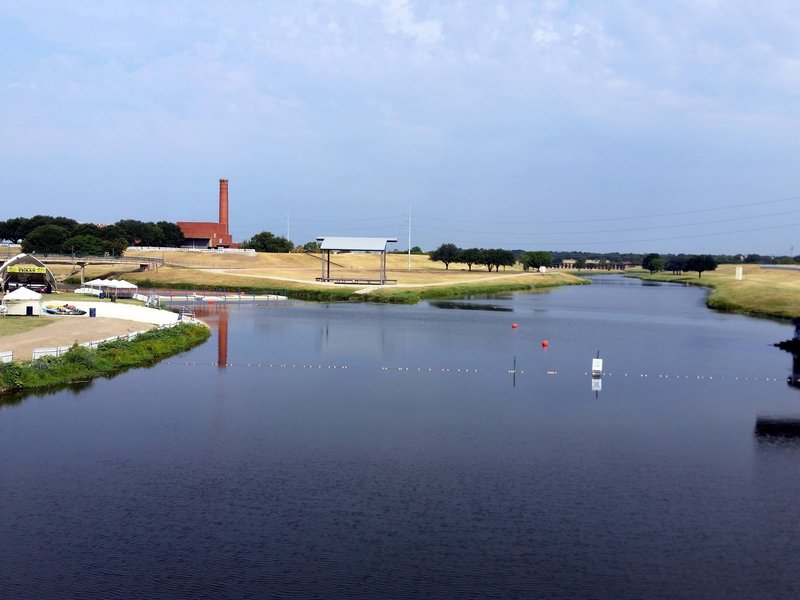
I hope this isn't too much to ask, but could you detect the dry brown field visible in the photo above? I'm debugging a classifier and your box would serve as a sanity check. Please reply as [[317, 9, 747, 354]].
[[114, 250, 579, 291]]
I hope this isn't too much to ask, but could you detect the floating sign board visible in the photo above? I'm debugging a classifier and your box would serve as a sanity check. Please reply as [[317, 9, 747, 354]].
[[591, 378, 602, 392], [591, 358, 603, 375], [7, 265, 46, 274]]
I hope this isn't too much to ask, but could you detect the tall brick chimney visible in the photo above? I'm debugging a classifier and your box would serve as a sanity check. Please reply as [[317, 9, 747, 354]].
[[219, 179, 229, 234]]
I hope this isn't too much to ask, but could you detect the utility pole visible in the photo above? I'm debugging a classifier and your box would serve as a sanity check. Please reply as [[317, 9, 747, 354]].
[[407, 205, 411, 271]]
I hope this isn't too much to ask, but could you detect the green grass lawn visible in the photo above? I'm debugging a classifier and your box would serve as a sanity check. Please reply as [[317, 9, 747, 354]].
[[0, 316, 52, 337], [628, 264, 800, 320]]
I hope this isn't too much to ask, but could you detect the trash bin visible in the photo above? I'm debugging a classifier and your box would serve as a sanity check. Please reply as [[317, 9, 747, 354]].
[[26, 305, 33, 316], [99, 292, 105, 299], [89, 307, 96, 318]]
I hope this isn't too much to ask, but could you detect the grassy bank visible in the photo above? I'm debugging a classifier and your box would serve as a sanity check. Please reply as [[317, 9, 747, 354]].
[[628, 265, 800, 320], [127, 273, 588, 304], [368, 277, 590, 303], [0, 322, 210, 396]]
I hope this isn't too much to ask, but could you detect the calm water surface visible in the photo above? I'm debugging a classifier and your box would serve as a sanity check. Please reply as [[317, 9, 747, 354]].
[[2, 277, 800, 599]]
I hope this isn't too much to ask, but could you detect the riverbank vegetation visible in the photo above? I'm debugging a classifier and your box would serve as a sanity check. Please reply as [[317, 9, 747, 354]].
[[629, 264, 800, 320], [0, 323, 209, 396]]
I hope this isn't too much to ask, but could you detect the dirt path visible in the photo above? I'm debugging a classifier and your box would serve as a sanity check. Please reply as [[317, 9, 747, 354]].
[[0, 316, 155, 361]]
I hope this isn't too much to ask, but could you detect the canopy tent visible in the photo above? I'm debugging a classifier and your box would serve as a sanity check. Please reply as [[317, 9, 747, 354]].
[[83, 278, 138, 298], [3, 286, 43, 301], [1, 285, 43, 316], [315, 237, 398, 285]]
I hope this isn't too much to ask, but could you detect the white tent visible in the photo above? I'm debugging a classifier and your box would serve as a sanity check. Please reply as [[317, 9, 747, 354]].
[[111, 279, 138, 298], [2, 286, 43, 316], [115, 280, 138, 289], [84, 278, 138, 298]]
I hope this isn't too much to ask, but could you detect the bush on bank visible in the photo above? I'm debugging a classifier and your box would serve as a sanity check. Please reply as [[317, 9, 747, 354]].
[[0, 323, 210, 395]]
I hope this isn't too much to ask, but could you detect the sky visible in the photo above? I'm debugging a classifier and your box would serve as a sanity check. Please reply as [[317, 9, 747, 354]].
[[2, 1, 799, 255]]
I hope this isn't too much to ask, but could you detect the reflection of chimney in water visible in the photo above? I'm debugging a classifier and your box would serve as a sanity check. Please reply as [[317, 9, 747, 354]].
[[218, 308, 229, 368]]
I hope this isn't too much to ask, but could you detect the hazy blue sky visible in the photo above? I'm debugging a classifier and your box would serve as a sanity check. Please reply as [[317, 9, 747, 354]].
[[2, 1, 799, 254]]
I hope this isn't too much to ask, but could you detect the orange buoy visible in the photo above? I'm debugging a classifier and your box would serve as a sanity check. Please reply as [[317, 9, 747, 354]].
[[512, 323, 518, 329], [541, 339, 549, 347]]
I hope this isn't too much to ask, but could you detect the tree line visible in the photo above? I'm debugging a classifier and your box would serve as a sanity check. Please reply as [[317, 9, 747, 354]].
[[0, 215, 184, 256], [427, 243, 730, 278], [642, 253, 719, 277], [428, 243, 554, 272]]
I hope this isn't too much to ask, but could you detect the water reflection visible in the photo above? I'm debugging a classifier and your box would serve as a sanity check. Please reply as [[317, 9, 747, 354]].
[[192, 304, 229, 368], [430, 300, 513, 312], [755, 417, 800, 438]]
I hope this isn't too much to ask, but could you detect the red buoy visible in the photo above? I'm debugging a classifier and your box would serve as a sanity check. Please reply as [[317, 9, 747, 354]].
[[541, 339, 549, 347], [512, 323, 518, 329]]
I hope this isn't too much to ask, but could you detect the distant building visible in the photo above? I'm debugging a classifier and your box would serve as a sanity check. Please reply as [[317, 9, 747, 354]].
[[177, 179, 234, 248]]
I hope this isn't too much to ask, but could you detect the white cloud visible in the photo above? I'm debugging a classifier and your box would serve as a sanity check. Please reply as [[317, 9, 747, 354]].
[[381, 0, 442, 45], [531, 23, 561, 48]]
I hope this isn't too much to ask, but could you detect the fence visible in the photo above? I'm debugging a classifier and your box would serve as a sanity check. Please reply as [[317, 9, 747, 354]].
[[128, 247, 256, 255], [36, 253, 164, 265], [29, 320, 188, 360]]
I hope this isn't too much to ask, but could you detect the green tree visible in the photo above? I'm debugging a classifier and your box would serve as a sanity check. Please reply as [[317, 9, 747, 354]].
[[458, 248, 481, 271], [157, 221, 185, 247], [410, 246, 424, 255], [686, 254, 718, 278], [0, 217, 30, 242], [575, 257, 587, 269], [521, 251, 552, 271], [429, 243, 460, 269], [650, 257, 666, 273], [665, 257, 686, 274], [642, 253, 662, 273], [243, 231, 293, 253], [494, 249, 516, 271], [21, 224, 69, 254], [303, 241, 321, 252], [115, 220, 164, 246], [480, 248, 515, 272], [63, 234, 107, 256]]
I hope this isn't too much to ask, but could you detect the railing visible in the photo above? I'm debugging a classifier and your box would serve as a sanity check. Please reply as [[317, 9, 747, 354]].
[[128, 246, 256, 254], [35, 253, 164, 265]]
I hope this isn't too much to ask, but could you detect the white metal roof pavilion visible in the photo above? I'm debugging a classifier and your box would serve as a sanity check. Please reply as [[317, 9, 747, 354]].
[[315, 236, 399, 285]]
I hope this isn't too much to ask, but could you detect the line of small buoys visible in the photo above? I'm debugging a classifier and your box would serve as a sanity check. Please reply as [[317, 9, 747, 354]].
[[161, 362, 781, 382], [582, 371, 780, 382]]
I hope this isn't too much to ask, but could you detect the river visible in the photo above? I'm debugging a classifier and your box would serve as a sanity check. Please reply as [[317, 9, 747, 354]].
[[2, 276, 800, 599]]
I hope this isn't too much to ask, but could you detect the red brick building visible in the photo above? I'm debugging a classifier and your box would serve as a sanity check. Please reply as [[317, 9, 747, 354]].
[[178, 179, 233, 248]]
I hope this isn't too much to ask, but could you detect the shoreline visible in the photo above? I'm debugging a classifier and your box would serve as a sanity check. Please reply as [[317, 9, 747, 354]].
[[0, 300, 186, 362]]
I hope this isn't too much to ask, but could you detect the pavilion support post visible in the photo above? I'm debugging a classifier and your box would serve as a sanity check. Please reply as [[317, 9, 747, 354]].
[[321, 251, 325, 279], [326, 250, 331, 279]]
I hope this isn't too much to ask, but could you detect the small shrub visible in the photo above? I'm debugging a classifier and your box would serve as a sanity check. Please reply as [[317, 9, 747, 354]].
[[63, 344, 96, 369]]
